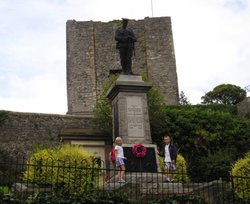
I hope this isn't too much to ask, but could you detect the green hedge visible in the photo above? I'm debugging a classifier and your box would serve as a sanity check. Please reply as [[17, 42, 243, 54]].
[[23, 144, 99, 194], [157, 105, 250, 180], [231, 151, 250, 199]]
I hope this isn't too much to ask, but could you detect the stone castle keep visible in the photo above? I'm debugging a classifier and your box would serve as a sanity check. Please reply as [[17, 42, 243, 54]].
[[67, 17, 179, 116], [0, 17, 179, 161]]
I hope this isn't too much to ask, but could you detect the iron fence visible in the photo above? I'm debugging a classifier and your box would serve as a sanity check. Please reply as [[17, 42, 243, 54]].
[[0, 158, 249, 204]]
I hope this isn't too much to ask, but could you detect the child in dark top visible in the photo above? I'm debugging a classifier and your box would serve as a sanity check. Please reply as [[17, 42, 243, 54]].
[[158, 135, 177, 182]]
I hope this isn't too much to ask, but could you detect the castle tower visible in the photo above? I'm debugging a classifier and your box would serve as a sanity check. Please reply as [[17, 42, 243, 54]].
[[66, 17, 179, 116]]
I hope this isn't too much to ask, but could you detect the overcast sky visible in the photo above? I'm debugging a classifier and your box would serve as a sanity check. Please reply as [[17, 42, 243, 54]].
[[0, 0, 250, 114]]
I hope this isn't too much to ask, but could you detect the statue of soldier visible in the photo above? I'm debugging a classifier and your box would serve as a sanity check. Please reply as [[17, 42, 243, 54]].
[[115, 18, 137, 75]]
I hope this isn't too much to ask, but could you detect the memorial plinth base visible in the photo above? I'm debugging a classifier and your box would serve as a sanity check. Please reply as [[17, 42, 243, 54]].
[[123, 144, 161, 173]]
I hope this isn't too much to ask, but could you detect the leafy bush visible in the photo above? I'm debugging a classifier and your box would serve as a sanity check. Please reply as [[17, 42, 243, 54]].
[[23, 144, 99, 194], [0, 149, 20, 187], [0, 195, 20, 204], [147, 87, 166, 144], [0, 187, 20, 204], [28, 192, 133, 204], [159, 154, 189, 183], [27, 192, 207, 204], [94, 74, 118, 135], [161, 105, 250, 179], [190, 150, 234, 181], [231, 151, 250, 199]]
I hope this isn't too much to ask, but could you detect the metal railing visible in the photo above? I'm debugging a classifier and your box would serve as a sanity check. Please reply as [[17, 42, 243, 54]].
[[0, 158, 249, 204]]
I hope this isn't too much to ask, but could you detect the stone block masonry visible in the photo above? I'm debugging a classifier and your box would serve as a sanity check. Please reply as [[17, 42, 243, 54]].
[[66, 17, 179, 116], [107, 75, 152, 144], [0, 111, 97, 159]]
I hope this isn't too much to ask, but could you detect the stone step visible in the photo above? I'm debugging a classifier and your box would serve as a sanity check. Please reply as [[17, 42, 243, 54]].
[[106, 172, 166, 183], [103, 173, 194, 195], [104, 180, 193, 194]]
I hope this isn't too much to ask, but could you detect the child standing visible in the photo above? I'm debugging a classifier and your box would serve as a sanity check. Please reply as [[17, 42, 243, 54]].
[[114, 137, 127, 182]]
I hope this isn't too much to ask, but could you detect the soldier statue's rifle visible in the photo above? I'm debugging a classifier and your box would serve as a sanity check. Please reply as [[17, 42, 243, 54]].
[[128, 34, 136, 57]]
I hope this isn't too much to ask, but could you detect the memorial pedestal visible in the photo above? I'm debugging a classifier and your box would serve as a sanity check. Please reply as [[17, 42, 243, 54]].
[[107, 75, 152, 144], [107, 75, 161, 172]]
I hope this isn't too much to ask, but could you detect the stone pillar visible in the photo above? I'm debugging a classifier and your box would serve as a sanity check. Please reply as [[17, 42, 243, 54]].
[[107, 75, 152, 144]]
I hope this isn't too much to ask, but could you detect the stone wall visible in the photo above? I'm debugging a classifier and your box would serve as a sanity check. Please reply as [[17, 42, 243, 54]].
[[0, 111, 98, 159], [66, 17, 179, 116]]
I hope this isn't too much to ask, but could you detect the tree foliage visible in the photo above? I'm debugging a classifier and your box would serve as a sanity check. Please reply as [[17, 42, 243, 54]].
[[157, 105, 250, 180], [93, 74, 118, 135], [179, 91, 191, 105], [147, 86, 166, 144], [201, 84, 246, 105]]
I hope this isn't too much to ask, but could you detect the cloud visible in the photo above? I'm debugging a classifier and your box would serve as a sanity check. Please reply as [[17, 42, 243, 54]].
[[0, 0, 250, 113], [165, 0, 250, 102], [0, 74, 67, 114], [0, 0, 67, 114]]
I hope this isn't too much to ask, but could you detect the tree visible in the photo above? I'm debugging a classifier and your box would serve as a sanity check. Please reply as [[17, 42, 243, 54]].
[[163, 104, 250, 180], [201, 84, 246, 105], [179, 91, 191, 105], [93, 74, 118, 135]]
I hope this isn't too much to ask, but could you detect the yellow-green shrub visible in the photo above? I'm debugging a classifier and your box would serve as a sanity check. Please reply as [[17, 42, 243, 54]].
[[231, 151, 250, 199], [23, 144, 99, 194], [159, 154, 189, 183]]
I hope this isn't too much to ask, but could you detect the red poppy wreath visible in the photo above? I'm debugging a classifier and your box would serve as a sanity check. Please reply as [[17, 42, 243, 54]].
[[132, 144, 147, 158]]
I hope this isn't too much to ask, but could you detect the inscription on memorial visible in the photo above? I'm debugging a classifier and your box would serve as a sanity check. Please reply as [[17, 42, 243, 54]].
[[126, 96, 144, 137]]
